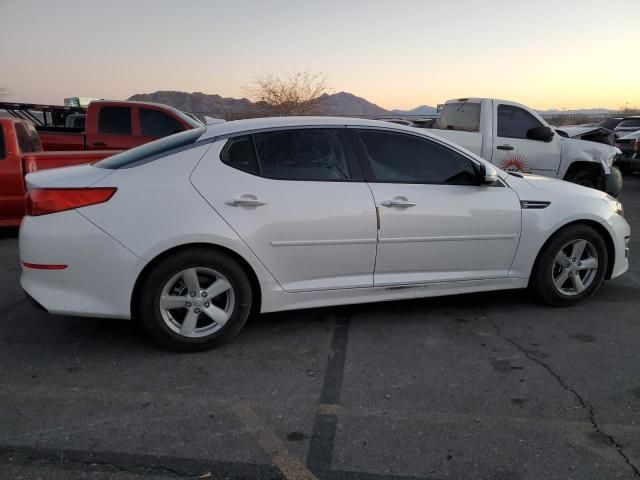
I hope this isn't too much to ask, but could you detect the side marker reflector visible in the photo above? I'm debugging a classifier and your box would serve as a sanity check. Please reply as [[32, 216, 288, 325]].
[[22, 262, 68, 270]]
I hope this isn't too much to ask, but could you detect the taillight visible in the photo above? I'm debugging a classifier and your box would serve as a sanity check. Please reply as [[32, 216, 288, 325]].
[[26, 188, 116, 216], [635, 139, 640, 153]]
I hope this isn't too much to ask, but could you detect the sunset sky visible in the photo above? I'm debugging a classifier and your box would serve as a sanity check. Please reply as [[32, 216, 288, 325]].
[[1, 0, 638, 110]]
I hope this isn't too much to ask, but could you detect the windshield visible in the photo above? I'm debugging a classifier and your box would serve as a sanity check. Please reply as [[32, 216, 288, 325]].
[[94, 127, 206, 169], [434, 102, 481, 132]]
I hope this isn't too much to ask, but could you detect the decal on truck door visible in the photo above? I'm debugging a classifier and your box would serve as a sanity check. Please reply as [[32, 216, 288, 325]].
[[500, 152, 529, 173]]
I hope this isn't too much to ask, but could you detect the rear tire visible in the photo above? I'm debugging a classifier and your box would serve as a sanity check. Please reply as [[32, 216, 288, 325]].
[[531, 225, 608, 307], [139, 248, 252, 351]]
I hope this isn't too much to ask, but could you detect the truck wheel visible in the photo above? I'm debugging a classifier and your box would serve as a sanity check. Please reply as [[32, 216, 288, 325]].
[[564, 170, 603, 190], [531, 225, 608, 307], [139, 248, 253, 351]]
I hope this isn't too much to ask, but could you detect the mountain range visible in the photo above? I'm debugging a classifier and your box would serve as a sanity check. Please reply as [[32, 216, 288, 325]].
[[128, 90, 616, 118], [129, 90, 412, 117]]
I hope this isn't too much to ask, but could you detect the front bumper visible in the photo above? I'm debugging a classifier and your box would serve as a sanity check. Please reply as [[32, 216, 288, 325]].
[[20, 210, 146, 319], [605, 213, 631, 280]]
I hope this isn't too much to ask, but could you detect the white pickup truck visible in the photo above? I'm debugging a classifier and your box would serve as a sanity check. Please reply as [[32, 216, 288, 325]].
[[428, 98, 622, 196]]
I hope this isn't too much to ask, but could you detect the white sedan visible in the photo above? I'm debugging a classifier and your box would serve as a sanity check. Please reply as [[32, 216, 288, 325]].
[[20, 117, 630, 351]]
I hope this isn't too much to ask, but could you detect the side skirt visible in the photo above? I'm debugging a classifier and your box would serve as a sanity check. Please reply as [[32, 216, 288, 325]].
[[260, 277, 529, 313]]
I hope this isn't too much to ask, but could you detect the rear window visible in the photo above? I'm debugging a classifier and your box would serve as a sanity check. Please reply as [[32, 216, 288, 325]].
[[15, 122, 42, 153], [140, 108, 185, 137], [94, 127, 206, 169], [98, 107, 132, 135], [434, 102, 481, 132], [616, 118, 640, 129]]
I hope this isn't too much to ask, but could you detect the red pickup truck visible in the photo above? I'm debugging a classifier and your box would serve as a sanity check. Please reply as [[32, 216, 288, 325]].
[[0, 118, 119, 227], [2, 100, 202, 151]]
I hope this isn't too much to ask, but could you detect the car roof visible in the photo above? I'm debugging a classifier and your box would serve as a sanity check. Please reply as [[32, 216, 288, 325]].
[[199, 116, 429, 140]]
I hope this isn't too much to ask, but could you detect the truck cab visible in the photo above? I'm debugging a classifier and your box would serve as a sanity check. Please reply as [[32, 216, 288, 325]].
[[431, 98, 622, 195]]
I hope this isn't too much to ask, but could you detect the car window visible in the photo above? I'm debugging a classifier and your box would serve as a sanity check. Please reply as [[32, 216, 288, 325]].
[[434, 102, 481, 132], [221, 135, 260, 175], [140, 108, 185, 136], [497, 104, 543, 139], [94, 127, 206, 169], [252, 128, 351, 181], [357, 130, 477, 184], [0, 125, 5, 159], [98, 107, 132, 135], [616, 118, 640, 129], [15, 122, 42, 153]]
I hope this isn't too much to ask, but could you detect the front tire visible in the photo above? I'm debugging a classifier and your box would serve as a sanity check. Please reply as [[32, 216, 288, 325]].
[[531, 225, 608, 307], [139, 249, 253, 351], [564, 170, 604, 191]]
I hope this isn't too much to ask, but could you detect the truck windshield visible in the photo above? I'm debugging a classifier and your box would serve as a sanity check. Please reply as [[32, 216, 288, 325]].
[[434, 102, 481, 132], [94, 127, 206, 169]]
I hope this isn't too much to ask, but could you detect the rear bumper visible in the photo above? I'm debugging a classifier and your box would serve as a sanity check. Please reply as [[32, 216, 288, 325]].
[[20, 210, 146, 319]]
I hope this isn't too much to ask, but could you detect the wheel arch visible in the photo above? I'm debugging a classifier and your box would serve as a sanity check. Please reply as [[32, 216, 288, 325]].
[[130, 242, 262, 321], [562, 161, 603, 182], [528, 219, 616, 287]]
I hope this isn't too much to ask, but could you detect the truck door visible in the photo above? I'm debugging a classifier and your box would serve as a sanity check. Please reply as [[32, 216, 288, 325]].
[[87, 106, 140, 150], [491, 102, 562, 177]]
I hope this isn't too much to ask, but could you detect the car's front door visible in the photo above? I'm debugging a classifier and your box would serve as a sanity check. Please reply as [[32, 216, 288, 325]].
[[352, 128, 522, 286], [490, 102, 562, 177], [191, 127, 378, 292]]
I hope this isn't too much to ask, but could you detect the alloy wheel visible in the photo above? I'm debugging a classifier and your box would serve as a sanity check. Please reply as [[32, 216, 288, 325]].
[[551, 239, 599, 296], [158, 267, 235, 337]]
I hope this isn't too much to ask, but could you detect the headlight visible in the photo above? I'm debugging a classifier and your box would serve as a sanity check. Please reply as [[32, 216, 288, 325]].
[[604, 195, 624, 216]]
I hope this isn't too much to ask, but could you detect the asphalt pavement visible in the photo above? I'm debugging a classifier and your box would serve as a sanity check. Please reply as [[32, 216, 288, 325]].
[[1, 175, 639, 480]]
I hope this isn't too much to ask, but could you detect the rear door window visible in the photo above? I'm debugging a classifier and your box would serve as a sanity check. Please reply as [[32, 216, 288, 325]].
[[140, 108, 185, 136], [221, 135, 260, 175], [98, 107, 132, 135], [497, 104, 543, 139], [221, 129, 352, 181]]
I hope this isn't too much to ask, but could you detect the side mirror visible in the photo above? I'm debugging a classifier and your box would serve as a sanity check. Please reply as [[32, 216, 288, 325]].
[[526, 126, 554, 142], [479, 164, 499, 185]]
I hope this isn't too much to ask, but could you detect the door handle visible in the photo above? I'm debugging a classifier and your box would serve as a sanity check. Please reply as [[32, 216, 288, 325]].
[[381, 199, 416, 208], [93, 141, 107, 147], [497, 145, 514, 151], [225, 197, 267, 207]]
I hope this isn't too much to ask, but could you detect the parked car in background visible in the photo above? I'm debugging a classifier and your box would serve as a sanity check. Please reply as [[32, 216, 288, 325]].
[[615, 130, 640, 174], [614, 116, 640, 137], [0, 118, 118, 226], [599, 117, 624, 131], [1, 100, 202, 151], [427, 98, 622, 195], [20, 117, 630, 351]]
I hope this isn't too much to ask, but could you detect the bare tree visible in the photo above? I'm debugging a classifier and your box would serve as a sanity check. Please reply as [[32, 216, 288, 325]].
[[245, 70, 329, 116]]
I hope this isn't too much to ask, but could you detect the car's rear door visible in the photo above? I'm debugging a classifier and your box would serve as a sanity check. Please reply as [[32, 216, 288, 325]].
[[191, 127, 378, 292], [351, 128, 522, 285]]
